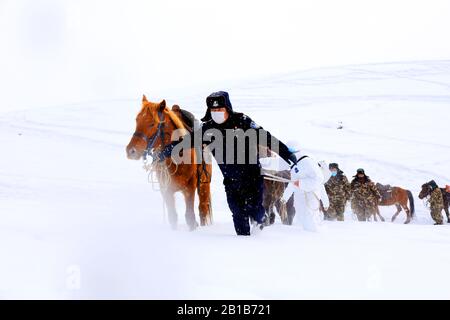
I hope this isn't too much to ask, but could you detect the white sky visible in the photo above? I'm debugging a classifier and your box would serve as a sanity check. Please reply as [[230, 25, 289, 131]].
[[1, 0, 450, 111]]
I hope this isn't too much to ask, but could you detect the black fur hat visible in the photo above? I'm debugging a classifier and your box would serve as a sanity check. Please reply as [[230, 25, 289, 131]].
[[353, 168, 369, 179], [428, 180, 439, 190], [201, 91, 234, 121]]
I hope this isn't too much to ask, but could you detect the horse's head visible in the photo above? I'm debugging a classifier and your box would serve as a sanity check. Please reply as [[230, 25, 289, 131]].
[[126, 95, 168, 160], [418, 182, 432, 199]]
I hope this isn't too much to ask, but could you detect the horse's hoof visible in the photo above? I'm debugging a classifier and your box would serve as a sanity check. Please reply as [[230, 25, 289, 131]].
[[404, 220, 411, 224], [269, 214, 276, 225], [200, 217, 211, 226], [187, 221, 199, 231], [200, 221, 207, 227], [380, 218, 386, 222]]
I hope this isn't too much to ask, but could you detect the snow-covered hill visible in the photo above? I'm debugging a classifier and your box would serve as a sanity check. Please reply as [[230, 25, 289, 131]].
[[0, 61, 449, 299]]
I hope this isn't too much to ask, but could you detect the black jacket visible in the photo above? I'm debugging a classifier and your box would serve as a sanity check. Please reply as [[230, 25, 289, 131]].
[[166, 112, 295, 186]]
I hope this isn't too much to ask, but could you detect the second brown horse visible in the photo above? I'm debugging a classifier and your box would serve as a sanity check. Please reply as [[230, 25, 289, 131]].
[[375, 183, 415, 224]]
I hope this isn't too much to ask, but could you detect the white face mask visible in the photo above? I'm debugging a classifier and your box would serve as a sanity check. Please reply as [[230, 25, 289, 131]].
[[211, 111, 226, 124]]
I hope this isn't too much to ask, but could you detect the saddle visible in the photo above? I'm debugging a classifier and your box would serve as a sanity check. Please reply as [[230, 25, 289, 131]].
[[446, 185, 450, 193], [172, 105, 199, 133], [376, 183, 393, 202]]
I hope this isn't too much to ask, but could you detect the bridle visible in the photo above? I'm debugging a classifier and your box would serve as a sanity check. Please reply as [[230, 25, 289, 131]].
[[133, 109, 166, 161], [419, 183, 433, 199]]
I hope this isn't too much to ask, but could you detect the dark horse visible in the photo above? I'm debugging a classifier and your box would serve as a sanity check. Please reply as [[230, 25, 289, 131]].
[[418, 181, 450, 223], [375, 183, 415, 224], [262, 169, 290, 225], [259, 148, 290, 226], [126, 95, 213, 230]]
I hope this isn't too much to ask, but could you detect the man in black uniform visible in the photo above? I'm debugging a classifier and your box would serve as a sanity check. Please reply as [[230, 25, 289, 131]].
[[163, 91, 297, 236]]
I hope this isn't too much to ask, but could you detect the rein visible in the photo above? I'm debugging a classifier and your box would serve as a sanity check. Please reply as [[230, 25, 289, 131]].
[[262, 172, 295, 183], [133, 109, 178, 191], [133, 109, 166, 161]]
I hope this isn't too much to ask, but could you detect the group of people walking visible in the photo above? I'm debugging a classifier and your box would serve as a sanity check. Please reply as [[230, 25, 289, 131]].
[[281, 155, 385, 230], [158, 90, 447, 236], [323, 164, 449, 225], [324, 165, 381, 222]]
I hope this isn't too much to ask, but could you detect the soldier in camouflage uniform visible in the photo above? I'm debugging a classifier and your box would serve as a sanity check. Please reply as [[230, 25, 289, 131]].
[[324, 163, 350, 221], [349, 168, 382, 222], [429, 188, 445, 225], [419, 181, 444, 225]]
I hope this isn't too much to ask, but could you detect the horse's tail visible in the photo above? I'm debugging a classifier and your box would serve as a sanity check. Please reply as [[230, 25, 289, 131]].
[[407, 190, 415, 217]]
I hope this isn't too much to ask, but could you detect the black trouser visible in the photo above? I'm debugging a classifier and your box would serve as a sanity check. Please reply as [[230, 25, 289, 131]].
[[224, 176, 265, 235]]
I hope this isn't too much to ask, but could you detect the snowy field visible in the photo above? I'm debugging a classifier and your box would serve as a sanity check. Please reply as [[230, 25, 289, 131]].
[[1, 60, 450, 299]]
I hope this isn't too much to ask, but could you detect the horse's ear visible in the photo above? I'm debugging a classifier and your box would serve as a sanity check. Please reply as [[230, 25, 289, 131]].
[[159, 100, 166, 111], [142, 95, 148, 103]]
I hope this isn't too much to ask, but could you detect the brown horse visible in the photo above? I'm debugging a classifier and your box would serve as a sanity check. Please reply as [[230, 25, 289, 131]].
[[126, 95, 213, 230], [375, 183, 415, 224], [418, 181, 450, 223]]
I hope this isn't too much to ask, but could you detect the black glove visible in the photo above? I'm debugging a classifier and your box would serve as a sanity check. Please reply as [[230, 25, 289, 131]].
[[287, 153, 298, 168], [158, 144, 174, 161]]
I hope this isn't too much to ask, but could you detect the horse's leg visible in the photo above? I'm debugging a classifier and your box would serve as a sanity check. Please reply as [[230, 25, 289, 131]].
[[376, 206, 385, 222], [443, 195, 450, 223], [261, 200, 269, 226], [269, 190, 279, 225], [163, 191, 178, 230], [444, 205, 450, 224], [267, 203, 276, 226], [275, 199, 287, 225], [401, 202, 411, 224], [262, 186, 270, 225], [198, 181, 212, 226], [274, 199, 281, 222], [197, 162, 213, 226], [286, 195, 295, 225], [183, 186, 198, 231], [262, 202, 274, 226], [280, 200, 287, 224], [391, 204, 402, 222]]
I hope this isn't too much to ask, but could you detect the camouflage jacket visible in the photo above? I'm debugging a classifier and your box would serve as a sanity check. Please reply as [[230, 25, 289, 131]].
[[350, 178, 381, 208], [325, 174, 350, 204], [429, 188, 444, 212]]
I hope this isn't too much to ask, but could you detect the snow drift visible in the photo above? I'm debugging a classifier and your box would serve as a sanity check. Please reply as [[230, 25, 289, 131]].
[[0, 60, 450, 299]]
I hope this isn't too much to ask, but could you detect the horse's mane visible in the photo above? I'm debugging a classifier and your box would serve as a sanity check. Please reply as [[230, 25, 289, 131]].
[[141, 104, 186, 132], [164, 108, 186, 131]]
